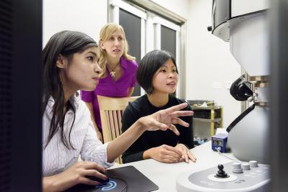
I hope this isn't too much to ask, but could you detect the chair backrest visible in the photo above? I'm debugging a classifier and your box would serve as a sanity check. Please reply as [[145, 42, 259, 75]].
[[97, 95, 138, 163]]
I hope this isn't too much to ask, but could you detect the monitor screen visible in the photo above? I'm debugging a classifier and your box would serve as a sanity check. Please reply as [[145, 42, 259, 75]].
[[0, 0, 42, 191]]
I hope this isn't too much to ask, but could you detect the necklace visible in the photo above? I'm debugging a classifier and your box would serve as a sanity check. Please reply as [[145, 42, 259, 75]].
[[109, 62, 120, 77]]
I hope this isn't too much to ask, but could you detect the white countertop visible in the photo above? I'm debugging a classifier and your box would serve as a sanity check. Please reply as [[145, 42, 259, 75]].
[[112, 142, 238, 192]]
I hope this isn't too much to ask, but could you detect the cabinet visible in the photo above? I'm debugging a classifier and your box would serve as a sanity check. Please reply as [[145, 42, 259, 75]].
[[188, 101, 223, 144]]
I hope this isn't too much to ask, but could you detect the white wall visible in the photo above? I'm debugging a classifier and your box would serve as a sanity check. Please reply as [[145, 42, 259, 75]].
[[186, 0, 241, 128], [150, 0, 190, 18], [43, 0, 242, 128], [149, 0, 242, 128], [43, 0, 108, 46]]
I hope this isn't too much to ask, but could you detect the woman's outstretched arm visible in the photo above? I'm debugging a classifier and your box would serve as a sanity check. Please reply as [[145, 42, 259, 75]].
[[106, 103, 194, 162]]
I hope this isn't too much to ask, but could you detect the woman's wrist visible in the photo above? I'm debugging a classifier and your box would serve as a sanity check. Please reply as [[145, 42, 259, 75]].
[[143, 149, 151, 159], [43, 174, 72, 192], [43, 176, 58, 192], [136, 117, 148, 133]]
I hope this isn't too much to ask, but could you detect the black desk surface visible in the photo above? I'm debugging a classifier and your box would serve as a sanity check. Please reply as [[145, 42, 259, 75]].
[[66, 165, 159, 192]]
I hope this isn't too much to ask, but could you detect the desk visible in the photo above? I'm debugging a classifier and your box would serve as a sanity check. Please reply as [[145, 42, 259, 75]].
[[112, 142, 235, 192]]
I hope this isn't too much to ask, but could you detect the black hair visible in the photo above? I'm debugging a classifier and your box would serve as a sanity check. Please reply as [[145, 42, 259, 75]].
[[137, 50, 177, 94], [42, 30, 98, 149]]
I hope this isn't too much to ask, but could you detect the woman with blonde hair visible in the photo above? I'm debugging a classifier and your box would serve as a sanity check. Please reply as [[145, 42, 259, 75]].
[[81, 23, 138, 141]]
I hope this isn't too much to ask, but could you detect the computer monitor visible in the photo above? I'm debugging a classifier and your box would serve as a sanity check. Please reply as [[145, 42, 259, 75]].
[[0, 0, 42, 191]]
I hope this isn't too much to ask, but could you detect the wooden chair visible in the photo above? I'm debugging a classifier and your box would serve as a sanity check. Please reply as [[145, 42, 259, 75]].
[[97, 95, 138, 164]]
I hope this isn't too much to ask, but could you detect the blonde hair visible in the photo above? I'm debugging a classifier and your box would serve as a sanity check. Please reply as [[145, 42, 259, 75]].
[[98, 23, 135, 77]]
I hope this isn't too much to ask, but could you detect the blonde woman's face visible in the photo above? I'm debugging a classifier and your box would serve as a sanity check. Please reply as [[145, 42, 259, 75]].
[[101, 29, 125, 60]]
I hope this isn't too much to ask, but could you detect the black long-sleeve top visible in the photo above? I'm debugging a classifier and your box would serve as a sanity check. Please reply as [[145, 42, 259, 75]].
[[121, 94, 194, 163]]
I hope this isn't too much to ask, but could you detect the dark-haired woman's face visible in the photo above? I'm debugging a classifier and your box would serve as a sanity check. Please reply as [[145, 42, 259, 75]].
[[151, 59, 178, 94], [58, 47, 102, 95]]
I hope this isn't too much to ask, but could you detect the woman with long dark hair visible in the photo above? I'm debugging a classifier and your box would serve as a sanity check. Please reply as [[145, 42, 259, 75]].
[[42, 31, 193, 191]]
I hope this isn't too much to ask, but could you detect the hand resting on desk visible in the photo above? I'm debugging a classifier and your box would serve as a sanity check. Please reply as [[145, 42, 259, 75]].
[[143, 143, 197, 163]]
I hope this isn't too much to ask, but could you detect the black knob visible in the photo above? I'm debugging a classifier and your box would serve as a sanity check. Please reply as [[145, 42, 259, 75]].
[[207, 26, 212, 31], [215, 164, 229, 178], [218, 164, 224, 171]]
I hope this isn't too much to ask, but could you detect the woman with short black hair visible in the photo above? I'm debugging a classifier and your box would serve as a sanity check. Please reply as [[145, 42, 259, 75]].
[[122, 50, 197, 164]]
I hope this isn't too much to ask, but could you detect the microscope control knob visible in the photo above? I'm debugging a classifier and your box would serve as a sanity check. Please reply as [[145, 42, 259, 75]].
[[242, 163, 251, 170], [232, 162, 243, 173], [215, 164, 229, 178], [249, 160, 259, 167]]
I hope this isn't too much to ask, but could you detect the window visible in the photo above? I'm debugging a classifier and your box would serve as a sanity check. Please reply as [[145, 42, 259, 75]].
[[119, 8, 142, 96], [108, 0, 185, 97]]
